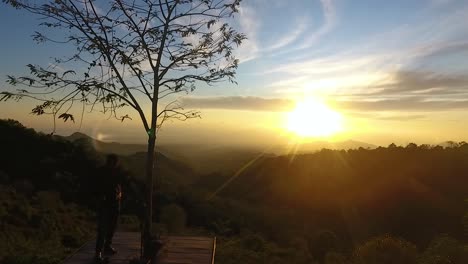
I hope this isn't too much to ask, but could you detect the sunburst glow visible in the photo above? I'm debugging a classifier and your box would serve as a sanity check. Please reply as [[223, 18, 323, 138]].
[[286, 98, 343, 137]]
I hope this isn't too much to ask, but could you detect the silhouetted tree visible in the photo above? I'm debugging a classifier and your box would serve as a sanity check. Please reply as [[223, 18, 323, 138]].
[[1, 0, 245, 254], [446, 141, 459, 148]]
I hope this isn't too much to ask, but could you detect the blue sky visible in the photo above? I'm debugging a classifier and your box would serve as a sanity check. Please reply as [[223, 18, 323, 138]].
[[1, 0, 468, 146]]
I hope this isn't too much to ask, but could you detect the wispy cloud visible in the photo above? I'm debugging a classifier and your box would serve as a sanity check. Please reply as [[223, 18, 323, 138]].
[[369, 70, 468, 96], [264, 16, 310, 52], [348, 112, 427, 121], [234, 0, 338, 62], [265, 0, 338, 57], [234, 4, 260, 63], [181, 96, 295, 112], [297, 0, 337, 49], [182, 67, 468, 113], [258, 1, 468, 79], [338, 98, 468, 112]]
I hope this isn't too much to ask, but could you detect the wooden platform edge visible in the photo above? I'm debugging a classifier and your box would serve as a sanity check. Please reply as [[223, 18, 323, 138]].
[[61, 237, 95, 264], [62, 233, 216, 264], [211, 237, 216, 264]]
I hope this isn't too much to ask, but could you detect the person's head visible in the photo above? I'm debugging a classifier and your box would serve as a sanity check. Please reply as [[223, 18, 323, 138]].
[[105, 154, 119, 168]]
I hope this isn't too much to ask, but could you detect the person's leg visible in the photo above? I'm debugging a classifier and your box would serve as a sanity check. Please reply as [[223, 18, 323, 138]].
[[95, 208, 108, 259], [104, 205, 120, 253]]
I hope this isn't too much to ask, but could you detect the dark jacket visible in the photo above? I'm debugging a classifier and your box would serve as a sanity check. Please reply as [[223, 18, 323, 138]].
[[96, 166, 125, 208]]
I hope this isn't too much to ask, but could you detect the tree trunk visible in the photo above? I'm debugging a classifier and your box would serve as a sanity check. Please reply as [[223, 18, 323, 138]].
[[143, 133, 156, 257]]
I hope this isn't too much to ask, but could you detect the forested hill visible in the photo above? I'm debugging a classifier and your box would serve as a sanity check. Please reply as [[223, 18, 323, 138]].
[[2, 118, 468, 264], [199, 144, 468, 246], [0, 119, 198, 191]]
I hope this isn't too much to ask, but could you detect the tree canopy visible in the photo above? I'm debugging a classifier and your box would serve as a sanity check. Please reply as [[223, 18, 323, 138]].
[[1, 0, 245, 134]]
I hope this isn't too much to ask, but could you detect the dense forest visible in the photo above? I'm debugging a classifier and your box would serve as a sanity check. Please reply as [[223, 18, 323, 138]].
[[1, 119, 467, 264]]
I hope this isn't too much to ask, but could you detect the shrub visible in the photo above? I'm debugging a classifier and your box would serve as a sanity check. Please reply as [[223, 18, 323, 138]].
[[160, 204, 186, 233], [353, 235, 418, 264], [419, 234, 468, 264], [325, 251, 347, 264], [308, 230, 339, 263]]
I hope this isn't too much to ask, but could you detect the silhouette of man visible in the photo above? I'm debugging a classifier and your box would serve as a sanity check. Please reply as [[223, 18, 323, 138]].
[[95, 154, 124, 262]]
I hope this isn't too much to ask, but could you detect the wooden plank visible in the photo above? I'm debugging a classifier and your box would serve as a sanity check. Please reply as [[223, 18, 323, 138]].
[[158, 236, 216, 264], [164, 249, 211, 253], [63, 232, 216, 264], [161, 236, 214, 241], [163, 243, 213, 249], [62, 232, 141, 264]]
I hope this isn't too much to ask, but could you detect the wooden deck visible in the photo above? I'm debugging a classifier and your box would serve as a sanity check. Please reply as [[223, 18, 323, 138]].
[[62, 232, 216, 264], [158, 236, 216, 264]]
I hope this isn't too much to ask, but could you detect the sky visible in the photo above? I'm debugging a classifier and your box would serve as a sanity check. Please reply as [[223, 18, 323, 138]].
[[1, 0, 468, 148]]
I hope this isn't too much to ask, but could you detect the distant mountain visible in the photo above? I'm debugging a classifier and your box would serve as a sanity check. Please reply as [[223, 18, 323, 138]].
[[65, 132, 92, 141], [270, 140, 377, 154], [336, 140, 377, 149], [122, 151, 198, 186], [156, 144, 268, 175], [64, 132, 147, 155], [63, 132, 377, 174], [63, 132, 200, 185], [61, 133, 262, 174]]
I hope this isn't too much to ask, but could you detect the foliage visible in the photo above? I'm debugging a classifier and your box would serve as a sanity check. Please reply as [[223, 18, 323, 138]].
[[308, 230, 340, 262], [0, 185, 94, 264], [160, 203, 187, 233], [353, 235, 418, 264], [203, 145, 468, 246], [419, 234, 468, 264], [215, 233, 312, 264], [324, 251, 347, 264]]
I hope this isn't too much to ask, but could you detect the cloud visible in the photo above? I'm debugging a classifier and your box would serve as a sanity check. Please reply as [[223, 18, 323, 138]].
[[182, 84, 468, 114], [328, 70, 468, 112], [298, 0, 337, 48], [234, 4, 260, 63], [348, 112, 427, 121], [378, 114, 427, 121], [181, 96, 295, 112], [268, 76, 309, 88], [260, 55, 381, 76], [261, 1, 468, 78], [337, 97, 468, 112], [236, 0, 338, 61], [368, 70, 468, 96], [264, 16, 309, 52], [407, 41, 468, 70]]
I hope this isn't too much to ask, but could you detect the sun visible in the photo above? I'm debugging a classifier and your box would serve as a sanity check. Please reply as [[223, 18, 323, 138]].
[[286, 98, 343, 138]]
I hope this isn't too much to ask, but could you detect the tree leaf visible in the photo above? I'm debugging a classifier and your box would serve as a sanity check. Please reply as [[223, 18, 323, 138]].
[[58, 113, 75, 123]]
